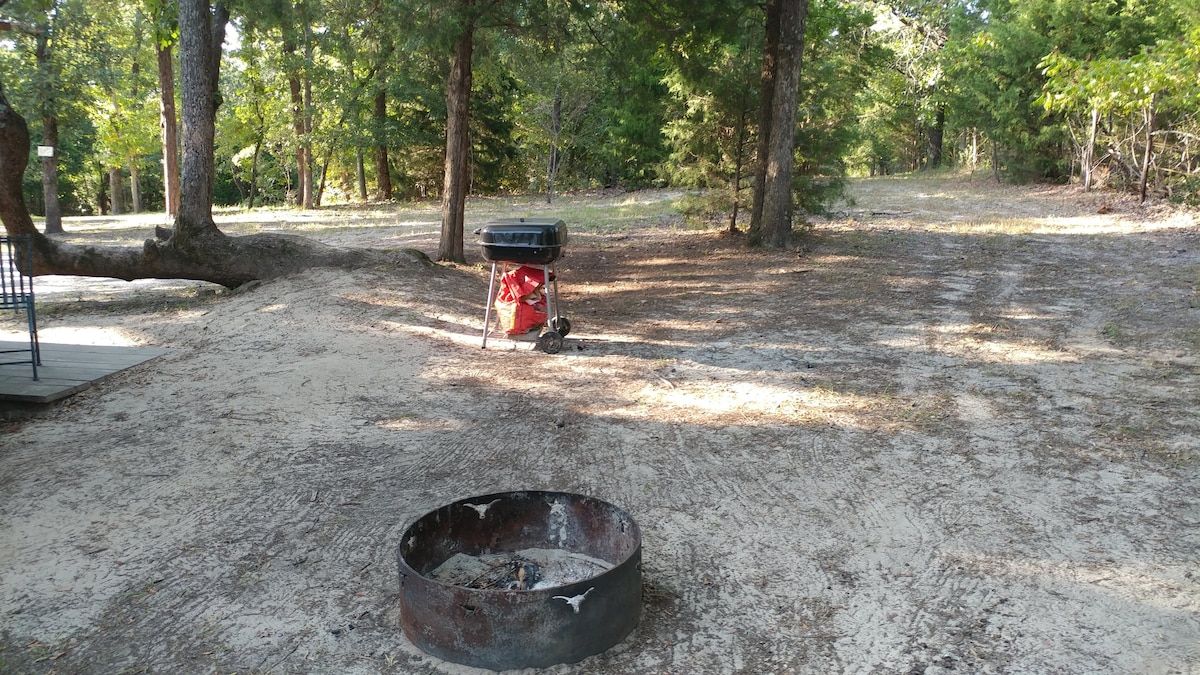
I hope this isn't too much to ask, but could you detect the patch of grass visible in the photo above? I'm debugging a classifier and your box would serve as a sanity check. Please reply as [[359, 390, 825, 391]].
[[967, 320, 1014, 340], [1100, 321, 1127, 345]]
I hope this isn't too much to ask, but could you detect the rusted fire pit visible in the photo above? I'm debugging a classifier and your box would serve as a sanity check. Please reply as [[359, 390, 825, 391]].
[[396, 491, 642, 670]]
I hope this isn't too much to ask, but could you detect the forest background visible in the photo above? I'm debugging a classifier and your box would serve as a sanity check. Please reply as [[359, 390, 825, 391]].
[[2, 0, 1199, 237]]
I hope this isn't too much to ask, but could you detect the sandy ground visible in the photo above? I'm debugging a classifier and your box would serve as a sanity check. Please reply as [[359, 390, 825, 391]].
[[1, 176, 1199, 674]]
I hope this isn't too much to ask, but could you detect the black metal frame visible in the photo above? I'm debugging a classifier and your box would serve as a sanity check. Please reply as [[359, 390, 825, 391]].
[[0, 234, 41, 380]]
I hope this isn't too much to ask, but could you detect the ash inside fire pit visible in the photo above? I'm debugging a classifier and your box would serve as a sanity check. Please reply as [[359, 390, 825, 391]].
[[397, 491, 642, 670], [430, 548, 615, 590]]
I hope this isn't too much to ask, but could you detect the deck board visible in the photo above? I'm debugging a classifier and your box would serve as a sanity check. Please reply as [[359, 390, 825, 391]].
[[0, 341, 170, 404]]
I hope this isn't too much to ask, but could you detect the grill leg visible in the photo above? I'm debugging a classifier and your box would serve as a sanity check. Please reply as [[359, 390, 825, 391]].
[[541, 264, 554, 326], [481, 262, 499, 349], [548, 263, 561, 326]]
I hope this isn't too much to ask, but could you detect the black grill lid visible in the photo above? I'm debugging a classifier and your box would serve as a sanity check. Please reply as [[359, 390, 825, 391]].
[[479, 218, 568, 248]]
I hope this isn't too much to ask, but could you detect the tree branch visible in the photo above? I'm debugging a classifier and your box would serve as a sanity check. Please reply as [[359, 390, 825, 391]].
[[0, 17, 43, 35]]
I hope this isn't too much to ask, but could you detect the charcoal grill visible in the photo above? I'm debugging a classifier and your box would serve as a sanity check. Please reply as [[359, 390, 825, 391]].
[[479, 218, 571, 353], [396, 491, 642, 670]]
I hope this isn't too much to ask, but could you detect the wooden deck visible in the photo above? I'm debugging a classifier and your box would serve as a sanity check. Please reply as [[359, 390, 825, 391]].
[[0, 341, 170, 404]]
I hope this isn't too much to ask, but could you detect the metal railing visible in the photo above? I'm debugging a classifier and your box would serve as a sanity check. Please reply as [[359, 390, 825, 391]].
[[0, 234, 41, 380]]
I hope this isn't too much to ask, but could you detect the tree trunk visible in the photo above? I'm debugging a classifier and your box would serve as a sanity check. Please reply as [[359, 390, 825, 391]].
[[546, 88, 561, 204], [731, 105, 750, 234], [284, 10, 313, 212], [926, 104, 945, 169], [97, 166, 109, 215], [157, 41, 181, 218], [302, 40, 314, 209], [176, 0, 219, 237], [970, 128, 979, 173], [39, 116, 63, 233], [374, 89, 392, 200], [288, 71, 310, 208], [748, 0, 780, 239], [1138, 98, 1155, 204], [438, 6, 474, 264], [249, 138, 261, 208], [0, 82, 39, 237], [231, 159, 248, 203], [130, 164, 142, 213], [315, 143, 333, 207], [374, 142, 390, 199], [356, 147, 367, 201], [1083, 107, 1099, 191], [35, 30, 63, 234], [992, 139, 1001, 183], [752, 0, 808, 249], [110, 168, 125, 215]]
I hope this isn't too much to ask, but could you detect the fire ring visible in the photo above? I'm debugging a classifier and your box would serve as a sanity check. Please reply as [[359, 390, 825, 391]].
[[396, 491, 643, 670]]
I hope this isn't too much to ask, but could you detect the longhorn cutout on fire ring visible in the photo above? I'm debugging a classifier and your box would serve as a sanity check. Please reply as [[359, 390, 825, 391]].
[[464, 499, 502, 519], [553, 587, 594, 613]]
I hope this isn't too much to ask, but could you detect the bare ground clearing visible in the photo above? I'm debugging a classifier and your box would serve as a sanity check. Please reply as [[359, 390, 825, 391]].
[[1, 175, 1198, 674]]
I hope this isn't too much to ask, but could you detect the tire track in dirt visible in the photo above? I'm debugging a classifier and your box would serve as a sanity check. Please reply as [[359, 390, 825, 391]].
[[816, 232, 1098, 671]]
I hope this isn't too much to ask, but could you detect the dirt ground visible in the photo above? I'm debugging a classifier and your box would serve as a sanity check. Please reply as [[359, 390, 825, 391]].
[[1, 175, 1198, 674]]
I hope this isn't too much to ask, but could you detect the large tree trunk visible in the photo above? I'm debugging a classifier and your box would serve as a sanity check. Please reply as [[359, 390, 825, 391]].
[[926, 104, 945, 169], [374, 143, 391, 200], [0, 83, 39, 238], [35, 30, 63, 234], [750, 0, 808, 249], [109, 168, 125, 215], [175, 0, 220, 239], [373, 68, 392, 201], [374, 137, 392, 200], [748, 0, 780, 239], [38, 118, 63, 233], [157, 41, 181, 218], [438, 7, 474, 264]]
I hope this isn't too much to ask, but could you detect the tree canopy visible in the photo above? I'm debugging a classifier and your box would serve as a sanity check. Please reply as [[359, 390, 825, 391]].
[[0, 0, 1197, 283]]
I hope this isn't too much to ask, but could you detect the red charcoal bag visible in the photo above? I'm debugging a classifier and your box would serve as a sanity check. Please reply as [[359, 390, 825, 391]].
[[494, 265, 548, 335], [495, 298, 547, 335]]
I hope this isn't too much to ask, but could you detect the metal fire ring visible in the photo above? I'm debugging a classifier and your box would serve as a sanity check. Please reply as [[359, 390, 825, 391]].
[[397, 490, 642, 670]]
